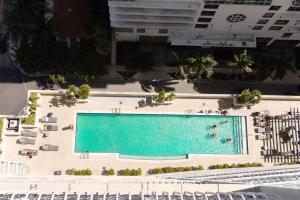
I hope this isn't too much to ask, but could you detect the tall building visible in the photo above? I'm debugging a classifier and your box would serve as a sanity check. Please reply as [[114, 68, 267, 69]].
[[108, 0, 300, 48]]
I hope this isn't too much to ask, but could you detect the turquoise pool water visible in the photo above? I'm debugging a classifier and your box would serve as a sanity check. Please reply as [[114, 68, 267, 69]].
[[75, 113, 246, 157]]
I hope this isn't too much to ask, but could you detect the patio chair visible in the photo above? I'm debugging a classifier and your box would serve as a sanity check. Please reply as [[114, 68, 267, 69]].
[[291, 150, 300, 156], [40, 116, 57, 123], [255, 134, 271, 140], [260, 149, 278, 156], [17, 138, 36, 145], [255, 127, 265, 133], [19, 149, 38, 156], [40, 144, 59, 151], [21, 130, 37, 138], [44, 125, 58, 131]]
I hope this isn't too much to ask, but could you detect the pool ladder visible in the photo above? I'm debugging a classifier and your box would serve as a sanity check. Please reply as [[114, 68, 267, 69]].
[[112, 108, 121, 114]]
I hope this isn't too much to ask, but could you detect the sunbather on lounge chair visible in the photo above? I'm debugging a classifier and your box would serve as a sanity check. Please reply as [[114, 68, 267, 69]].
[[19, 149, 38, 156]]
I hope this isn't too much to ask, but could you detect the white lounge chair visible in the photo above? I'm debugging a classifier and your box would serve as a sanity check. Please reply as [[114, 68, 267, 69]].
[[255, 127, 266, 133], [40, 116, 57, 123], [40, 144, 59, 151], [44, 125, 58, 131], [256, 134, 271, 140], [21, 130, 37, 138], [17, 138, 36, 145], [19, 149, 38, 156]]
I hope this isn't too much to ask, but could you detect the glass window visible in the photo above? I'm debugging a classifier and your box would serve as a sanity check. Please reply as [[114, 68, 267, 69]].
[[269, 26, 283, 30], [269, 6, 281, 11], [158, 29, 168, 34], [257, 19, 269, 24], [195, 24, 209, 28], [197, 18, 212, 22], [201, 11, 216, 16], [262, 13, 275, 18], [204, 4, 219, 9], [137, 28, 146, 33], [274, 20, 289, 25], [252, 26, 263, 30], [282, 33, 293, 38]]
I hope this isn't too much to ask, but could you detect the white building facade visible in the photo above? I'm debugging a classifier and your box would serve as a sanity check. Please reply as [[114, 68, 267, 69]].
[[108, 0, 300, 48]]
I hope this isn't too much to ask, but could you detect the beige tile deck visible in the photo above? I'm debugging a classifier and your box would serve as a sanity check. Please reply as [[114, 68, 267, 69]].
[[2, 93, 300, 176]]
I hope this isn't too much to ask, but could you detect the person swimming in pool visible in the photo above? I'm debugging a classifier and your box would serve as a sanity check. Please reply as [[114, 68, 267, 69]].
[[212, 124, 218, 129], [212, 132, 218, 138]]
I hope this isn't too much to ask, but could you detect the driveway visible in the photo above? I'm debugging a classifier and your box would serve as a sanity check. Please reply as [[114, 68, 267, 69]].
[[0, 52, 33, 116]]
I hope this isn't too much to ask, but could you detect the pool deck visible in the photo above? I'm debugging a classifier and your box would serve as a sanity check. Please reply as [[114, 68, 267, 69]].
[[2, 92, 300, 176]]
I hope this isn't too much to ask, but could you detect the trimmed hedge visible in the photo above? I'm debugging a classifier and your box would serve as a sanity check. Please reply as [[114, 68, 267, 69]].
[[22, 92, 39, 125], [102, 168, 115, 176], [208, 162, 263, 169], [148, 166, 204, 175], [0, 118, 3, 142], [118, 168, 142, 176], [65, 168, 92, 176]]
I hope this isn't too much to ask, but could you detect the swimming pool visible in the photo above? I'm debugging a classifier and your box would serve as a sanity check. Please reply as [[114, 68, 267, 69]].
[[75, 113, 247, 158]]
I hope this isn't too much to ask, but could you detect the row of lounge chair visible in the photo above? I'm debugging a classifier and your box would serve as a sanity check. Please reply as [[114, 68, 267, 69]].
[[19, 144, 59, 156]]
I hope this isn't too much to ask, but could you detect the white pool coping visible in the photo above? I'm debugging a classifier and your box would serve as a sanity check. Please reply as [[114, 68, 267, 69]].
[[72, 111, 248, 160]]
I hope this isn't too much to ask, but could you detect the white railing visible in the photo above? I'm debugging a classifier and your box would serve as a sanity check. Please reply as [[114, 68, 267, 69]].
[[0, 161, 29, 176], [154, 164, 300, 185], [0, 191, 282, 200]]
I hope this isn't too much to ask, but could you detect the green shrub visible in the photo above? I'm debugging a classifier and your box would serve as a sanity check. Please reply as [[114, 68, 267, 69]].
[[148, 165, 204, 175], [118, 168, 142, 176], [66, 84, 91, 100], [21, 113, 36, 125], [49, 74, 66, 85], [208, 162, 263, 170], [0, 118, 3, 142], [22, 92, 39, 125], [65, 168, 92, 176], [103, 168, 115, 176], [29, 92, 39, 102], [153, 91, 176, 103], [238, 89, 262, 105], [78, 84, 91, 99]]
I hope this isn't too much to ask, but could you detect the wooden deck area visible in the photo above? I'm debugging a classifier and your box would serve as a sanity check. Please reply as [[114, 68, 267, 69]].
[[263, 108, 300, 163]]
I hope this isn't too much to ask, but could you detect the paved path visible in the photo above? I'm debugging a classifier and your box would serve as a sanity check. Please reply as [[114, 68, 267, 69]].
[[79, 79, 300, 95]]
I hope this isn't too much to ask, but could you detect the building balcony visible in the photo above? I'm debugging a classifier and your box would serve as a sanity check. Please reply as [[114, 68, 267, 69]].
[[109, 7, 198, 17], [110, 14, 195, 24], [171, 31, 256, 47], [204, 0, 272, 5], [109, 0, 201, 10], [111, 21, 193, 29]]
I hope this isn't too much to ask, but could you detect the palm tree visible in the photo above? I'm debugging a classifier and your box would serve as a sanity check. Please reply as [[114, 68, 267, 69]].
[[171, 51, 193, 79], [186, 55, 218, 79], [171, 51, 217, 79], [228, 50, 254, 78]]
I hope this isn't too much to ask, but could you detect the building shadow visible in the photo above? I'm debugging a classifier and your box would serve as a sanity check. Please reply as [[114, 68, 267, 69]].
[[139, 80, 178, 92]]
